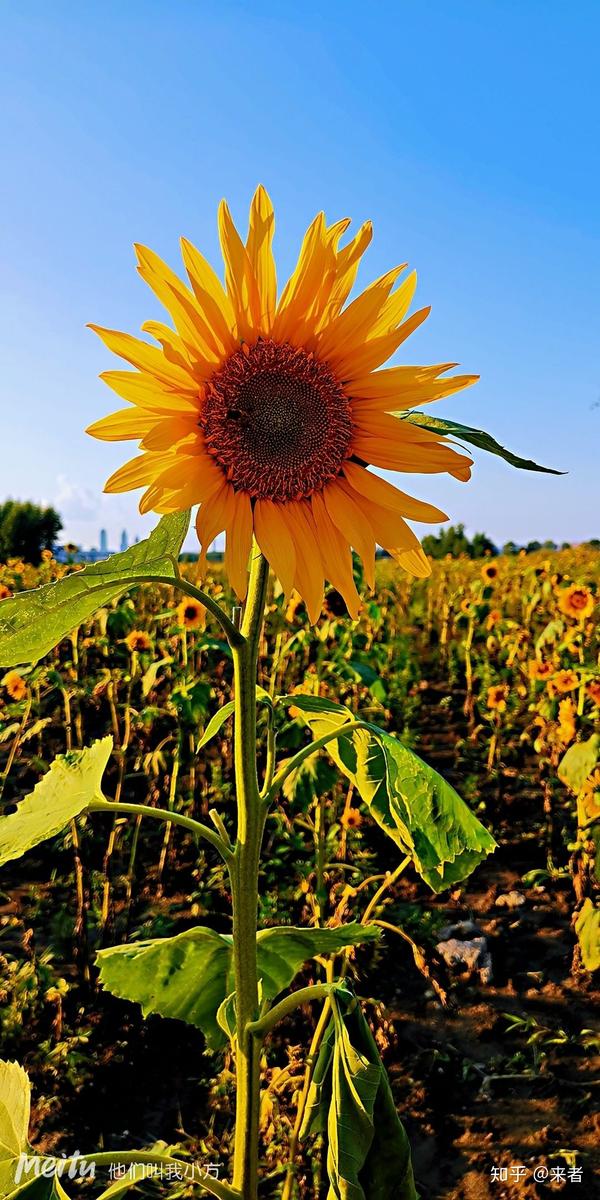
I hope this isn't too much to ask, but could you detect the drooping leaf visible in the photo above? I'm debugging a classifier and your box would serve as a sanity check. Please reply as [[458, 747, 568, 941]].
[[0, 512, 190, 667], [558, 735, 600, 795], [290, 698, 496, 891], [403, 412, 563, 474], [197, 702, 236, 749], [300, 987, 417, 1200], [0, 738, 113, 868], [574, 899, 600, 972], [97, 923, 380, 1050]]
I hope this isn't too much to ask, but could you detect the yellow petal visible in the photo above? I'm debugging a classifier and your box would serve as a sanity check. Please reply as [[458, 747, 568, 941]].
[[218, 199, 261, 341], [135, 244, 224, 363], [315, 266, 406, 362], [254, 500, 297, 596], [246, 185, 277, 333], [100, 370, 199, 412], [89, 325, 198, 390], [195, 483, 235, 570], [310, 492, 361, 619], [140, 418, 198, 452], [279, 501, 324, 624], [342, 461, 448, 524], [86, 408, 159, 441], [364, 270, 417, 341], [103, 452, 173, 494], [335, 307, 431, 378], [316, 220, 373, 331], [225, 491, 253, 600], [180, 236, 237, 351], [322, 480, 376, 589]]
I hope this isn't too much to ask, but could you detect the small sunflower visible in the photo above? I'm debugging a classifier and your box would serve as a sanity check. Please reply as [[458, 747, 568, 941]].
[[557, 697, 577, 746], [586, 680, 600, 708], [125, 630, 153, 652], [0, 583, 12, 600], [487, 684, 509, 712], [528, 658, 553, 681], [2, 670, 27, 701], [41, 549, 54, 563], [87, 188, 476, 621], [177, 597, 206, 630], [481, 563, 498, 583], [558, 584, 595, 621], [340, 807, 364, 831], [548, 668, 579, 695]]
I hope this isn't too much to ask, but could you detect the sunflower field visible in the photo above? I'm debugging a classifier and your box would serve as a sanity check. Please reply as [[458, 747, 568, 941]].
[[1, 539, 598, 1199]]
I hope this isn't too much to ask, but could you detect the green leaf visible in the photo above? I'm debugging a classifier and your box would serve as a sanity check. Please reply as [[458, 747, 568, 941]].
[[574, 899, 600, 972], [403, 412, 563, 475], [97, 923, 380, 1050], [300, 988, 417, 1200], [0, 1061, 30, 1197], [0, 512, 190, 667], [0, 738, 113, 868], [294, 700, 496, 891], [197, 702, 235, 750], [558, 735, 600, 795], [141, 656, 173, 698]]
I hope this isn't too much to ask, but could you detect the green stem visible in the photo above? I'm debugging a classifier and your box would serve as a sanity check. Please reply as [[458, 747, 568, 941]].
[[265, 720, 369, 805], [230, 548, 270, 1200], [247, 983, 332, 1039], [89, 799, 231, 863]]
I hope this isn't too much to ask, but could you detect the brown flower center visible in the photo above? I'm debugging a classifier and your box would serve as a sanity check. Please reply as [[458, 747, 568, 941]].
[[200, 339, 353, 502]]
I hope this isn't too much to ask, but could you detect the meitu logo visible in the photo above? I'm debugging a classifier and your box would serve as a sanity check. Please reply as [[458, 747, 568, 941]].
[[14, 1152, 96, 1184]]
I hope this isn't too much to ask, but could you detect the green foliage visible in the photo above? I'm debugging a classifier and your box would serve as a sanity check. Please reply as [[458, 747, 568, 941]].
[[574, 899, 600, 972], [0, 738, 112, 867], [300, 987, 416, 1200], [558, 735, 599, 794], [403, 412, 563, 474], [287, 695, 496, 891], [97, 923, 380, 1050], [0, 511, 190, 667], [0, 501, 62, 566]]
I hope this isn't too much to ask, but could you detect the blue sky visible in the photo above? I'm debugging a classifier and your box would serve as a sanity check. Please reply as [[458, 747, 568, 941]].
[[1, 1, 599, 551]]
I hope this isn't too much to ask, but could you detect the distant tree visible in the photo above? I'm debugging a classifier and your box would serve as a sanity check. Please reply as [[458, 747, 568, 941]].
[[541, 539, 557, 551], [525, 540, 542, 553], [560, 542, 572, 551], [421, 524, 498, 560], [502, 541, 520, 555], [0, 500, 63, 564], [585, 538, 600, 549], [471, 531, 498, 558]]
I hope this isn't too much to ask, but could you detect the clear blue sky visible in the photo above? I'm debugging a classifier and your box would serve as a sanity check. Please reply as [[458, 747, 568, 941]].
[[1, 1, 599, 551]]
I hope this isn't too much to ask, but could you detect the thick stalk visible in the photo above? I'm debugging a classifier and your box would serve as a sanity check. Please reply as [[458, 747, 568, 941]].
[[231, 550, 270, 1200]]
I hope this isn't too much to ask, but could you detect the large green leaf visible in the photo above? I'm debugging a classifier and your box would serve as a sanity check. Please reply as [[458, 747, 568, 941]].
[[289, 696, 496, 891], [97, 923, 380, 1050], [0, 1061, 30, 1197], [0, 512, 190, 667], [0, 738, 113, 868], [574, 899, 600, 973], [300, 988, 417, 1200], [403, 412, 563, 475]]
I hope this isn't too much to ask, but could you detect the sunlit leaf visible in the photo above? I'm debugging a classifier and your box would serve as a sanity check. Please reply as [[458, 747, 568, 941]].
[[97, 923, 380, 1050], [0, 512, 190, 667], [290, 697, 496, 891], [558, 735, 599, 795], [0, 738, 113, 868], [574, 899, 600, 972]]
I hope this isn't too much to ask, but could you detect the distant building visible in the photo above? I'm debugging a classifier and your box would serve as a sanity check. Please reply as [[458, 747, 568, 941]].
[[120, 529, 129, 552], [99, 528, 108, 555]]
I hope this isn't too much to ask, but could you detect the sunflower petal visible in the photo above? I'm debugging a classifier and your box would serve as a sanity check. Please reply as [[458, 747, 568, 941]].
[[322, 480, 376, 589], [246, 185, 277, 333], [89, 325, 198, 390], [310, 492, 361, 619], [218, 200, 261, 341], [342, 461, 448, 523], [86, 408, 158, 442], [225, 491, 253, 600], [254, 500, 296, 595], [278, 501, 324, 624]]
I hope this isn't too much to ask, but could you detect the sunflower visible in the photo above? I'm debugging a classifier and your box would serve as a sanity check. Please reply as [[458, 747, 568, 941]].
[[125, 630, 153, 652], [558, 584, 595, 621], [2, 670, 27, 701], [177, 597, 206, 630], [557, 697, 577, 746], [487, 684, 509, 712], [481, 563, 498, 583], [548, 668, 579, 696], [87, 188, 476, 622], [0, 583, 12, 600], [528, 658, 553, 681], [586, 680, 600, 708], [340, 807, 364, 831]]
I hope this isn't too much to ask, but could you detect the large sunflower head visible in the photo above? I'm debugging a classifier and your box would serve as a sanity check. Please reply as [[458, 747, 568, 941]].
[[87, 187, 476, 622]]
